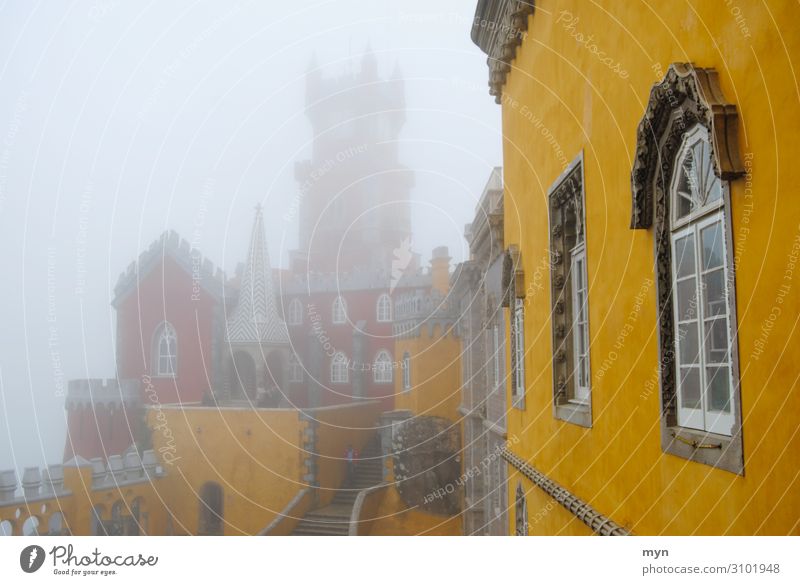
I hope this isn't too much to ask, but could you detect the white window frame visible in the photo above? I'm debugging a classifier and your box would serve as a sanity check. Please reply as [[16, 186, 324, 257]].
[[668, 125, 736, 437], [332, 296, 347, 324], [373, 350, 393, 384], [287, 298, 304, 326], [330, 352, 349, 384], [512, 297, 525, 401], [154, 322, 177, 377], [570, 244, 590, 404], [670, 214, 735, 436], [402, 352, 411, 391], [376, 293, 392, 323]]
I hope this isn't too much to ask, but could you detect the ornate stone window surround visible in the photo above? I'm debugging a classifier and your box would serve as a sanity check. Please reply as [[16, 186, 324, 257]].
[[503, 245, 526, 410], [547, 153, 592, 428], [630, 63, 745, 475]]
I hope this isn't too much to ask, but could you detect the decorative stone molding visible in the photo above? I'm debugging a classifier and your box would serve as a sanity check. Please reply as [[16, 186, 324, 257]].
[[503, 447, 630, 535], [472, 1, 536, 103], [547, 158, 591, 427], [630, 63, 745, 475], [630, 63, 745, 229], [501, 244, 524, 308]]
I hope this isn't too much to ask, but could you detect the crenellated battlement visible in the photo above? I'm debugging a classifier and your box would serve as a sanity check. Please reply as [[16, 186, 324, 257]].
[[0, 449, 162, 505], [393, 290, 459, 339], [65, 378, 141, 409], [113, 230, 227, 306]]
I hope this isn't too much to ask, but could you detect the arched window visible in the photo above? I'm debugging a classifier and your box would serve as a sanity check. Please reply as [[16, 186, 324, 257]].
[[670, 125, 735, 436], [288, 353, 303, 383], [199, 482, 224, 535], [110, 500, 125, 536], [287, 298, 303, 326], [402, 352, 411, 391], [330, 352, 349, 384], [630, 64, 744, 473], [376, 293, 392, 322], [332, 296, 347, 324], [373, 350, 393, 383], [0, 520, 12, 536], [514, 483, 528, 536], [22, 516, 39, 536], [153, 322, 177, 377]]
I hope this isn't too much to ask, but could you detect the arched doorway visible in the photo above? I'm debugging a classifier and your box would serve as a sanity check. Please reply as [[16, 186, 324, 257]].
[[230, 351, 256, 400], [198, 482, 223, 535]]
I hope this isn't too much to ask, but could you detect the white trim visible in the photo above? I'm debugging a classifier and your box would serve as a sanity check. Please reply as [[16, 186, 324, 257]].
[[402, 352, 411, 391], [376, 293, 392, 323], [373, 350, 393, 384], [669, 132, 736, 436], [330, 352, 349, 384], [570, 244, 590, 404]]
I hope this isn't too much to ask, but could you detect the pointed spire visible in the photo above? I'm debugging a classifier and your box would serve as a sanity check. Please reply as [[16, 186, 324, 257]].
[[361, 41, 378, 80], [225, 206, 289, 344]]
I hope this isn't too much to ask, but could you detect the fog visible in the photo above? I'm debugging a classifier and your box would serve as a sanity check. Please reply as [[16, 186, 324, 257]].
[[0, 1, 500, 472]]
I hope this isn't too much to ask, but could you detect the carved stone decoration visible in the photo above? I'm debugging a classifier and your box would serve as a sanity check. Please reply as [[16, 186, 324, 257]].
[[392, 416, 461, 515], [501, 244, 524, 308], [471, 0, 536, 103], [548, 163, 583, 408], [630, 63, 745, 230], [631, 63, 745, 474]]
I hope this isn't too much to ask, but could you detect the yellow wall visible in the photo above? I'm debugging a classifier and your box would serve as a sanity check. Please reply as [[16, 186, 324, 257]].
[[394, 328, 462, 422], [0, 463, 167, 536], [148, 406, 306, 535], [502, 0, 800, 535]]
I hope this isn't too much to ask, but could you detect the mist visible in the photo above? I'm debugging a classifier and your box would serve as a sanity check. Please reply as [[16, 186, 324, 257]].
[[0, 1, 500, 472]]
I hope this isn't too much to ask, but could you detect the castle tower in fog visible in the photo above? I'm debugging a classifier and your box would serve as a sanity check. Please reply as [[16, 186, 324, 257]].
[[293, 48, 414, 274]]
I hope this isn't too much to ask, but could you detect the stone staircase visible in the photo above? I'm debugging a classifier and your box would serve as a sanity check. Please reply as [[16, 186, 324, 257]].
[[292, 439, 383, 536]]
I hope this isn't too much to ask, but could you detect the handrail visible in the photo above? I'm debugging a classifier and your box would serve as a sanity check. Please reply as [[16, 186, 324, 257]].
[[258, 488, 310, 535], [348, 483, 389, 536]]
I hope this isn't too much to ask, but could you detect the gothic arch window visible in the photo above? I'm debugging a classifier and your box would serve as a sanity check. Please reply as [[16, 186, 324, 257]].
[[153, 322, 177, 377], [287, 298, 304, 326], [548, 156, 592, 428], [332, 296, 347, 324], [330, 352, 349, 384], [514, 483, 528, 536], [373, 350, 393, 384], [402, 352, 411, 391], [199, 482, 224, 535], [630, 63, 744, 474], [376, 293, 392, 323]]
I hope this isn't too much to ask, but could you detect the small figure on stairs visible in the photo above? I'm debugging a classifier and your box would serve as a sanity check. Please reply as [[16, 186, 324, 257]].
[[345, 444, 359, 485]]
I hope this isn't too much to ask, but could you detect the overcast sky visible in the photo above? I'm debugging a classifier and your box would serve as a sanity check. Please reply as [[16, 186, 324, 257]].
[[0, 0, 500, 473]]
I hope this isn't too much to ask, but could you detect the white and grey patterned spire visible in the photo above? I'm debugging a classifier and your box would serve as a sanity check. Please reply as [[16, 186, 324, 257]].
[[226, 205, 289, 344]]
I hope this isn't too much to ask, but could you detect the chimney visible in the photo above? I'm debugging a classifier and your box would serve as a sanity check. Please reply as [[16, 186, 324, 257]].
[[430, 246, 451, 295]]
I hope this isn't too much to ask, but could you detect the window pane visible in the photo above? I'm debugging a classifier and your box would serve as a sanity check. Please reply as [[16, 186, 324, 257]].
[[704, 319, 729, 364], [674, 234, 695, 278], [706, 366, 731, 413], [703, 269, 726, 317], [701, 221, 724, 269], [676, 278, 698, 321], [677, 323, 699, 365], [679, 367, 701, 410], [706, 176, 722, 204], [675, 155, 695, 219]]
